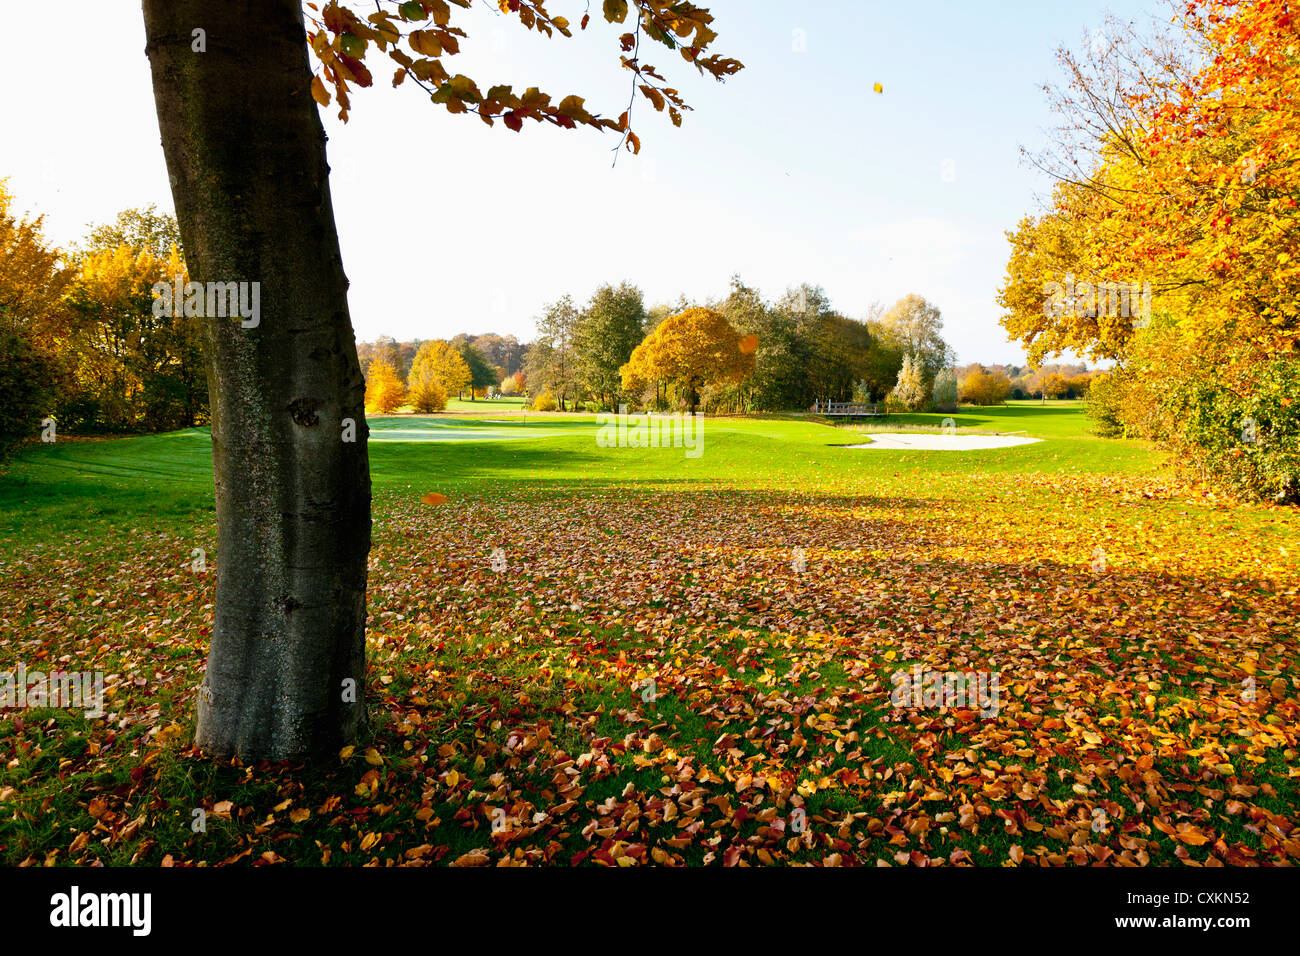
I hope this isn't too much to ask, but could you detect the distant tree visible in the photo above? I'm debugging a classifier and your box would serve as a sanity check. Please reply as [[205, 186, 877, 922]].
[[410, 339, 470, 399], [890, 353, 928, 410], [80, 205, 183, 262], [931, 368, 958, 412], [621, 306, 754, 414], [575, 281, 646, 410], [860, 312, 906, 404], [959, 367, 1013, 406], [457, 340, 495, 401], [472, 333, 526, 377], [62, 244, 206, 432], [1042, 372, 1070, 399], [879, 295, 956, 387], [718, 277, 801, 411], [368, 336, 403, 380], [364, 357, 406, 413], [407, 342, 454, 413], [499, 374, 519, 396], [804, 313, 874, 405], [0, 181, 74, 338], [526, 295, 581, 411], [0, 182, 75, 444], [1067, 372, 1095, 397]]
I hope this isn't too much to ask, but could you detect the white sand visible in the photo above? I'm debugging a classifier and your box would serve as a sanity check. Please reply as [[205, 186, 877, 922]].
[[842, 433, 1042, 451]]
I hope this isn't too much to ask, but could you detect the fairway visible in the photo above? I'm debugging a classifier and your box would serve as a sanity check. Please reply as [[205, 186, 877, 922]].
[[1, 403, 1296, 867]]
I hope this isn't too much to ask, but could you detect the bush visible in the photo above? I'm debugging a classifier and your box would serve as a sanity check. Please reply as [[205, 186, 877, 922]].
[[1175, 358, 1300, 504], [0, 329, 59, 463], [533, 392, 558, 412], [883, 391, 909, 414], [409, 380, 447, 414]]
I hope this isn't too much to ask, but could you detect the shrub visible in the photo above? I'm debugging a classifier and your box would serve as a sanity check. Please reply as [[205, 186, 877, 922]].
[[409, 379, 447, 414], [1175, 358, 1300, 504], [533, 392, 558, 412]]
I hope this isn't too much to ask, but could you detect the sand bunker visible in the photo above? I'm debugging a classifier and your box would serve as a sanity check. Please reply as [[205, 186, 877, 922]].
[[843, 433, 1042, 451]]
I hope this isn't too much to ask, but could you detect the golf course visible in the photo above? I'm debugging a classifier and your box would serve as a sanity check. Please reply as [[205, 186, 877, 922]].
[[1, 400, 1296, 866]]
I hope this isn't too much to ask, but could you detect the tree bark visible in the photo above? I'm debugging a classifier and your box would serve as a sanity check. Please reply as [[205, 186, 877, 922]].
[[143, 0, 371, 760]]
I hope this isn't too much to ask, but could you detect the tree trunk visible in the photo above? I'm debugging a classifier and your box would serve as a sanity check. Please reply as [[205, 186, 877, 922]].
[[143, 0, 371, 761]]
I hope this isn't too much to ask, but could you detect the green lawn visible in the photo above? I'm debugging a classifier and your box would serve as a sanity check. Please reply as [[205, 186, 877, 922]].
[[1, 403, 1296, 867], [0, 401, 1153, 541]]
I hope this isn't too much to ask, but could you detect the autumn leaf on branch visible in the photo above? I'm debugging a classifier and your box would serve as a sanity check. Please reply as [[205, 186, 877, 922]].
[[302, 0, 742, 156]]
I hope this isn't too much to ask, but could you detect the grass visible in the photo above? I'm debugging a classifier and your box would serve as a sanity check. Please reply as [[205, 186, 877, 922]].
[[0, 403, 1296, 867]]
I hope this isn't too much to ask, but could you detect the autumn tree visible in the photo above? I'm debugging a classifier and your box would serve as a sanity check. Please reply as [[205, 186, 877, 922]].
[[61, 244, 206, 432], [959, 367, 1012, 406], [140, 0, 740, 758], [0, 180, 74, 340], [1041, 372, 1069, 400], [80, 205, 184, 262], [879, 294, 955, 388], [406, 356, 449, 412], [365, 356, 407, 412], [620, 306, 753, 414], [999, 2, 1298, 500], [411, 339, 470, 398], [889, 353, 927, 411], [0, 181, 72, 455]]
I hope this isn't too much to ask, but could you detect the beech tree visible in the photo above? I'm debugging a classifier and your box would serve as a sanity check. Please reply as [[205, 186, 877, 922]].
[[140, 0, 741, 760], [620, 306, 754, 413]]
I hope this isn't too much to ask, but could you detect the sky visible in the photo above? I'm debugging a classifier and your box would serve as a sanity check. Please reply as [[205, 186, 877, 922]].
[[0, 0, 1167, 365]]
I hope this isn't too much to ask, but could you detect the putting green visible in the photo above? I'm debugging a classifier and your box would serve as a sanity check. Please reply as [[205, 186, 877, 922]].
[[367, 416, 572, 442]]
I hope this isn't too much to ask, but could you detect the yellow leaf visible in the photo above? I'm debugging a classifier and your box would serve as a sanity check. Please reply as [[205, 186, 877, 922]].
[[409, 29, 442, 57], [311, 75, 330, 107]]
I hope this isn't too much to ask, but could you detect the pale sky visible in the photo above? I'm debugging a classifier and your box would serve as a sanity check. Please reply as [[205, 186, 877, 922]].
[[0, 0, 1161, 364]]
